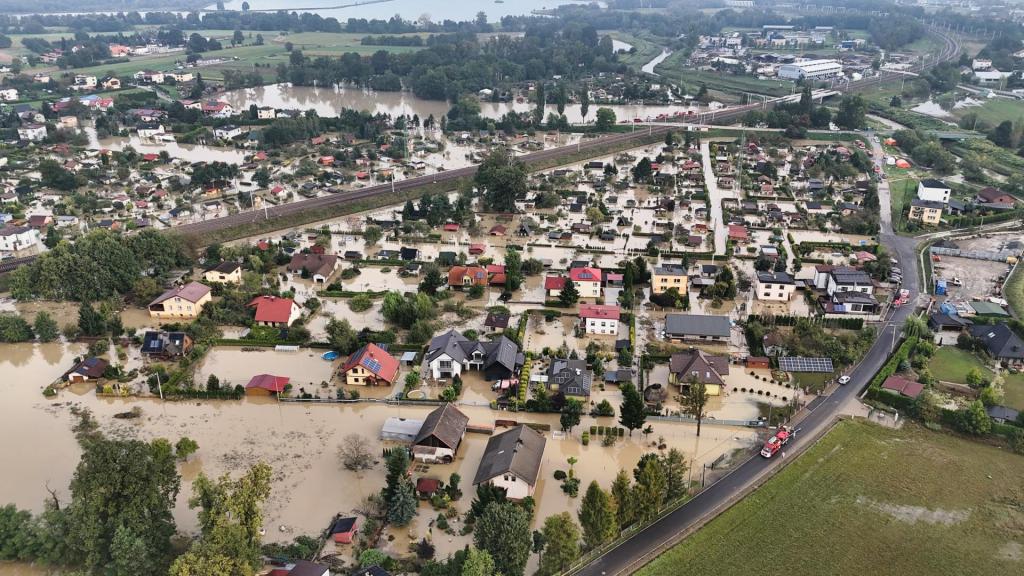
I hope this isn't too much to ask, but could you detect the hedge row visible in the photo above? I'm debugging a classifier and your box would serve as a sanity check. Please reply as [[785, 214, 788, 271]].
[[745, 314, 864, 330]]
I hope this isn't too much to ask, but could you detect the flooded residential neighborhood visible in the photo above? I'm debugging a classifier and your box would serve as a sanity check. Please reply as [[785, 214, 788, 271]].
[[3, 2, 1019, 576]]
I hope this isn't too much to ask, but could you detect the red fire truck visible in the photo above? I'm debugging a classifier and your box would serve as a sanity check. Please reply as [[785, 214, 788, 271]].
[[760, 426, 793, 458]]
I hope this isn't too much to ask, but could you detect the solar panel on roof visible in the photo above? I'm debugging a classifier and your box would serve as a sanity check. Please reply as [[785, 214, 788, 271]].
[[779, 356, 834, 373], [363, 358, 382, 373]]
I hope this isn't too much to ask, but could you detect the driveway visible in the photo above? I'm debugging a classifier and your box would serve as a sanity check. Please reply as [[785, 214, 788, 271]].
[[701, 140, 733, 256]]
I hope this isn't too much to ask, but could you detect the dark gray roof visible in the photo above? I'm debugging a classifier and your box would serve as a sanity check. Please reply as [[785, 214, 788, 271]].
[[757, 271, 794, 284], [547, 358, 592, 397], [288, 560, 329, 576], [414, 403, 469, 451], [473, 425, 546, 487], [832, 290, 878, 304], [969, 323, 1024, 359], [426, 330, 520, 373], [664, 314, 731, 338], [669, 350, 729, 386], [830, 266, 872, 285], [919, 178, 948, 189], [986, 405, 1020, 422], [654, 264, 687, 276], [928, 313, 972, 329]]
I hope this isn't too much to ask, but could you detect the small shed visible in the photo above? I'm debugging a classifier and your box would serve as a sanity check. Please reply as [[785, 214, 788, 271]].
[[329, 516, 359, 544], [381, 417, 424, 442], [416, 477, 441, 499], [400, 351, 418, 366], [746, 356, 770, 369]]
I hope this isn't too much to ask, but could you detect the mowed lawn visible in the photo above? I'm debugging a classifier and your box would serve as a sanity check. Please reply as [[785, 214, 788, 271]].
[[1003, 372, 1024, 412], [928, 346, 993, 384], [638, 420, 1024, 576]]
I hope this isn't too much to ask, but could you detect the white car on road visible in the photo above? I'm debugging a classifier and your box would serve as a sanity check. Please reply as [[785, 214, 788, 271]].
[[838, 375, 851, 385]]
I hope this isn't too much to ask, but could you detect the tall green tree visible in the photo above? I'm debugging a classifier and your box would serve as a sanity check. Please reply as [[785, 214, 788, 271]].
[[580, 88, 590, 121], [461, 547, 496, 576], [473, 502, 531, 576], [661, 449, 688, 501], [184, 463, 272, 572], [476, 149, 527, 212], [559, 279, 579, 306], [65, 438, 180, 574], [387, 477, 418, 526], [560, 398, 583, 433], [633, 456, 667, 524], [77, 301, 106, 338], [325, 317, 358, 354], [619, 382, 646, 436], [505, 247, 523, 292], [537, 512, 580, 576], [33, 311, 58, 342], [578, 481, 617, 550], [595, 107, 616, 131], [679, 377, 710, 437], [609, 470, 635, 529]]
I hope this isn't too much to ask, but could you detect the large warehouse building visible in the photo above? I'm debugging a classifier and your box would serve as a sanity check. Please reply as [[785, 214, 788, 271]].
[[778, 59, 843, 80]]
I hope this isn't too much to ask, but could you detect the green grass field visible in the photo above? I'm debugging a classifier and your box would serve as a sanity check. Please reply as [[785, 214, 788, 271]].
[[607, 32, 663, 69], [653, 54, 792, 98], [887, 176, 917, 228], [792, 371, 832, 393], [952, 98, 1024, 129], [1004, 372, 1024, 413], [638, 420, 1024, 576], [60, 43, 287, 81], [1007, 262, 1024, 320], [928, 346, 993, 384], [274, 31, 427, 56]]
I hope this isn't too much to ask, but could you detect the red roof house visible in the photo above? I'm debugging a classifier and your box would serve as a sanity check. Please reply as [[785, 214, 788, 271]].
[[442, 223, 460, 232], [468, 243, 486, 255], [489, 224, 507, 236], [328, 516, 359, 544], [578, 304, 621, 320], [881, 376, 924, 399], [448, 266, 488, 288], [339, 343, 400, 385], [245, 374, 290, 395], [247, 295, 301, 327], [486, 264, 506, 286], [727, 225, 749, 242], [544, 275, 566, 294]]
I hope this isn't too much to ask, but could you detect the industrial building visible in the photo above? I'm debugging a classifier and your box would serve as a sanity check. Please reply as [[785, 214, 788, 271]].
[[778, 59, 843, 80]]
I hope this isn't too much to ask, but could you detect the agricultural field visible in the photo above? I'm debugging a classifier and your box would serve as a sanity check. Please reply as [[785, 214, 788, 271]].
[[57, 44, 288, 82], [638, 420, 1024, 576], [1007, 263, 1024, 319], [272, 31, 430, 56], [928, 346, 994, 385]]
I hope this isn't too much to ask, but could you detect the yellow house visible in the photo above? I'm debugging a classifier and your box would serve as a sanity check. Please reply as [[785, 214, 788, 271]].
[[908, 199, 943, 225], [203, 261, 242, 284], [652, 265, 688, 295], [148, 281, 212, 320], [668, 349, 727, 396]]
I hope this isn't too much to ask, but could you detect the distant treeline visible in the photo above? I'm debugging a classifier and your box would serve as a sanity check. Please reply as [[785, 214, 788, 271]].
[[361, 35, 425, 47]]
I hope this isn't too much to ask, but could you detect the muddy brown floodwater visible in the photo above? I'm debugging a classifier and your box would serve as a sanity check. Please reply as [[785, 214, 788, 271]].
[[0, 340, 758, 571]]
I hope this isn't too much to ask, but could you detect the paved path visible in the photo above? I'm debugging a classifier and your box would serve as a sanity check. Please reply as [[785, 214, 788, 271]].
[[701, 141, 732, 256]]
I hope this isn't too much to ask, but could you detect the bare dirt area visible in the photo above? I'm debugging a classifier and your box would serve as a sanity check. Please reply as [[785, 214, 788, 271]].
[[932, 255, 1011, 302]]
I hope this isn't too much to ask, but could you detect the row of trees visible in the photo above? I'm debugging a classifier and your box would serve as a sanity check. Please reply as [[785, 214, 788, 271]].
[[9, 230, 192, 302]]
